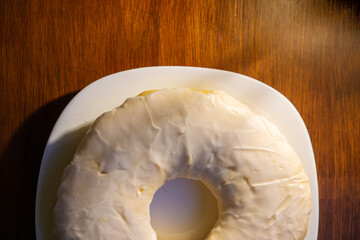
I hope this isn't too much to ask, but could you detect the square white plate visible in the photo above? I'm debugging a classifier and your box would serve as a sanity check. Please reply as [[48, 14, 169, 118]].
[[35, 66, 318, 239]]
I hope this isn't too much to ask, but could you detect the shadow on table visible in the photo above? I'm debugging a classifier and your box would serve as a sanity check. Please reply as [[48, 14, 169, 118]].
[[326, 0, 360, 17], [0, 91, 84, 239]]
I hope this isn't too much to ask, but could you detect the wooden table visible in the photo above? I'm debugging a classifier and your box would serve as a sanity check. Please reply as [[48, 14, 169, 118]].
[[1, 0, 359, 239]]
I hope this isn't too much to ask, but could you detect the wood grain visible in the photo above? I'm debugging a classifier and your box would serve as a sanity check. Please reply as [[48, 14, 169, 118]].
[[1, 0, 359, 239]]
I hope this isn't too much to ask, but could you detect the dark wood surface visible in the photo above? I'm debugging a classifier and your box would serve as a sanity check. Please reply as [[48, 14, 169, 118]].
[[1, 0, 359, 239]]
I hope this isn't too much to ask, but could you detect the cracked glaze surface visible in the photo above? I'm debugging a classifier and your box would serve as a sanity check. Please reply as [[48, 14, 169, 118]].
[[54, 88, 312, 240]]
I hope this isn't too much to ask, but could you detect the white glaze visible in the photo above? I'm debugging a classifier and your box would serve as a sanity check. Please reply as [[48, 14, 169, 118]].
[[54, 88, 311, 240]]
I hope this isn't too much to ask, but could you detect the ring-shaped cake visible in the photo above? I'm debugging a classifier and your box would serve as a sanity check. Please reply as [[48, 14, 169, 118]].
[[54, 88, 311, 240]]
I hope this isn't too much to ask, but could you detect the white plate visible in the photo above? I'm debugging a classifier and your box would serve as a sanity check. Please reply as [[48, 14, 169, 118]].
[[35, 66, 319, 239]]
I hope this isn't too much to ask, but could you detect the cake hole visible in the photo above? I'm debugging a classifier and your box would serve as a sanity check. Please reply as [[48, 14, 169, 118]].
[[150, 178, 219, 240]]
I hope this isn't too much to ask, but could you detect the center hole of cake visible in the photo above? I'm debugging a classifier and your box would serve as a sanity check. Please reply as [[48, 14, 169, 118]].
[[150, 178, 219, 240]]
